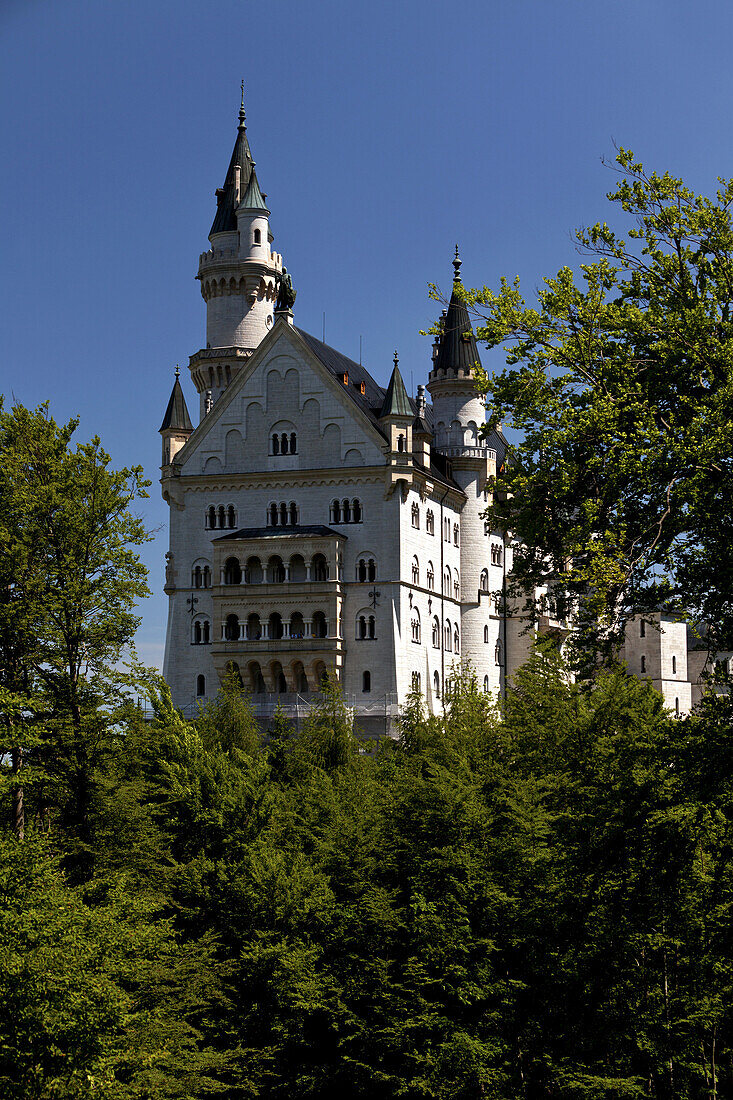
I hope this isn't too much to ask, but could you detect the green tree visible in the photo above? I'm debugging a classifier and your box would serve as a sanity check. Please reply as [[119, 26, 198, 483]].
[[0, 402, 150, 855], [462, 150, 733, 658]]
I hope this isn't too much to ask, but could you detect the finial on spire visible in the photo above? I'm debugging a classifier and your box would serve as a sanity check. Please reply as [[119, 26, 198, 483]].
[[393, 350, 399, 368], [238, 79, 246, 128], [174, 364, 180, 379], [453, 245, 462, 283]]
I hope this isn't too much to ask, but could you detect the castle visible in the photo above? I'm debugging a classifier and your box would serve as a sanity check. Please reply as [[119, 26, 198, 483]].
[[160, 95, 704, 726]]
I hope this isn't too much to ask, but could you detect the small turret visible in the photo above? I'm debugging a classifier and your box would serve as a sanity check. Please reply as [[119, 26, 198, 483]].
[[379, 352, 414, 460], [412, 384, 432, 466], [160, 367, 193, 466]]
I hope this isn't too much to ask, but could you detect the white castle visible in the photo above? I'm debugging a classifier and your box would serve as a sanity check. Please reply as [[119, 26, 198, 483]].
[[160, 96, 708, 727]]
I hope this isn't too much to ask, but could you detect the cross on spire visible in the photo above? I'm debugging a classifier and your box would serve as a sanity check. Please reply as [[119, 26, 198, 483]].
[[453, 244, 462, 283]]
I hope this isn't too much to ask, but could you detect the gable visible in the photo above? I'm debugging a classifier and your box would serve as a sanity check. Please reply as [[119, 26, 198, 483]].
[[177, 324, 388, 477]]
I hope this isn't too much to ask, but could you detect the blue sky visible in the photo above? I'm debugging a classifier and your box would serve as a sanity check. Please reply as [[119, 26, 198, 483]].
[[1, 0, 731, 670]]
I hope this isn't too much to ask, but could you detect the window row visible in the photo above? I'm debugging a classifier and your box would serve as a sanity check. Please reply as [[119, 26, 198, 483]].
[[192, 565, 212, 588], [410, 557, 459, 598], [411, 505, 459, 544], [222, 611, 330, 641], [222, 553, 330, 585], [330, 499, 363, 524], [428, 615, 460, 653], [270, 431, 297, 455], [490, 543, 503, 566], [268, 501, 299, 526], [227, 658, 331, 696], [205, 505, 237, 530]]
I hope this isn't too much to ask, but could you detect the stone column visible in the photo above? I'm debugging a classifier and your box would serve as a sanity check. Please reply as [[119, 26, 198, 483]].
[[305, 619, 313, 638], [239, 622, 246, 640], [221, 624, 226, 641], [262, 623, 270, 640], [220, 568, 226, 584], [283, 564, 290, 582], [305, 560, 312, 581], [283, 619, 291, 638]]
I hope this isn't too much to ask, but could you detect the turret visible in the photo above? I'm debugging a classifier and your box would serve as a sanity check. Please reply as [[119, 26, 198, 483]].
[[427, 247, 486, 454], [379, 353, 414, 459], [412, 384, 432, 466], [191, 84, 284, 419], [159, 367, 193, 467]]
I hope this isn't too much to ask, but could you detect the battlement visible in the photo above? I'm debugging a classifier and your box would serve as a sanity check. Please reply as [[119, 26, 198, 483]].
[[439, 444, 496, 461], [198, 246, 283, 273]]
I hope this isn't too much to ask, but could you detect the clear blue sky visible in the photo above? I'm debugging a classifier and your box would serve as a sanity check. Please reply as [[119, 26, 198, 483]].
[[1, 0, 731, 670]]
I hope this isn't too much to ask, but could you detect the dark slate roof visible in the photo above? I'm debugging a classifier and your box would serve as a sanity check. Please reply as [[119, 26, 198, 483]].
[[210, 121, 254, 237], [240, 169, 268, 212], [379, 363, 413, 418], [433, 281, 482, 375], [412, 414, 431, 436], [159, 377, 193, 433], [214, 525, 347, 542]]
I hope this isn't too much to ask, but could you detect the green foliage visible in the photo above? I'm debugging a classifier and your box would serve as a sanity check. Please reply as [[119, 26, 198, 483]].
[[461, 150, 733, 656]]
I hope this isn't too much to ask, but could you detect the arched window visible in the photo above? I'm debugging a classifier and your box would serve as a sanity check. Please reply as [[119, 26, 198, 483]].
[[278, 502, 287, 525], [411, 556, 419, 585], [672, 655, 677, 674], [313, 554, 328, 582], [444, 518, 450, 541], [358, 615, 366, 639], [443, 568, 451, 595], [203, 566, 211, 588], [675, 697, 680, 716], [269, 612, 283, 640], [397, 434, 405, 452], [432, 616, 440, 648], [197, 674, 206, 697], [289, 502, 298, 525], [480, 570, 489, 593], [254, 227, 261, 244], [411, 671, 421, 692], [484, 625, 489, 644], [203, 621, 210, 644], [357, 558, 367, 582], [352, 499, 362, 523], [269, 503, 278, 526], [367, 558, 375, 581], [454, 627, 459, 653], [225, 614, 239, 641], [218, 505, 226, 529], [368, 615, 376, 638], [272, 433, 280, 455], [495, 641, 502, 665], [227, 505, 236, 529], [640, 620, 646, 638], [192, 565, 202, 588], [411, 612, 421, 644], [454, 576, 460, 600], [281, 432, 289, 454], [483, 675, 489, 693], [641, 655, 646, 673], [411, 502, 420, 529], [453, 524, 459, 546], [427, 562, 434, 590], [224, 557, 241, 585], [331, 499, 341, 523], [433, 670, 440, 698], [342, 499, 351, 523], [193, 620, 202, 644], [207, 505, 216, 529], [313, 611, 328, 638], [444, 621, 452, 651], [426, 510, 434, 535], [362, 671, 371, 693], [290, 432, 297, 454]]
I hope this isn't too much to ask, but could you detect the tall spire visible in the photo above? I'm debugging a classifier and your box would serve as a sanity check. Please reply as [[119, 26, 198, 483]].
[[209, 82, 255, 237], [430, 249, 481, 377]]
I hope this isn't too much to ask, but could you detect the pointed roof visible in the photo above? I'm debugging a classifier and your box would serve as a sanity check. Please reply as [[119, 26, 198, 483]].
[[379, 355, 413, 418], [432, 247, 482, 376], [159, 373, 193, 433], [239, 168, 269, 213], [209, 88, 255, 236]]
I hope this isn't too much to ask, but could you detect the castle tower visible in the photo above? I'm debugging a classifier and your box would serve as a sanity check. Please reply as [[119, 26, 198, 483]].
[[159, 367, 193, 466], [427, 249, 500, 689], [190, 85, 284, 420]]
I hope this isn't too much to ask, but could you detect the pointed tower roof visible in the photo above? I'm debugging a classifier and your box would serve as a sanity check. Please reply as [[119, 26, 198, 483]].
[[239, 168, 269, 213], [210, 82, 255, 236], [159, 370, 193, 433], [379, 353, 413, 418], [432, 246, 482, 376]]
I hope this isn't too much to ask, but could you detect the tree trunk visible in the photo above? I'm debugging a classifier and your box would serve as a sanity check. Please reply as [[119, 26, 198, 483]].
[[11, 746, 24, 840]]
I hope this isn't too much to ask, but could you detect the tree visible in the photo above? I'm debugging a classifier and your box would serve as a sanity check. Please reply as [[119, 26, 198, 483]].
[[0, 402, 150, 855], [461, 150, 733, 659]]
